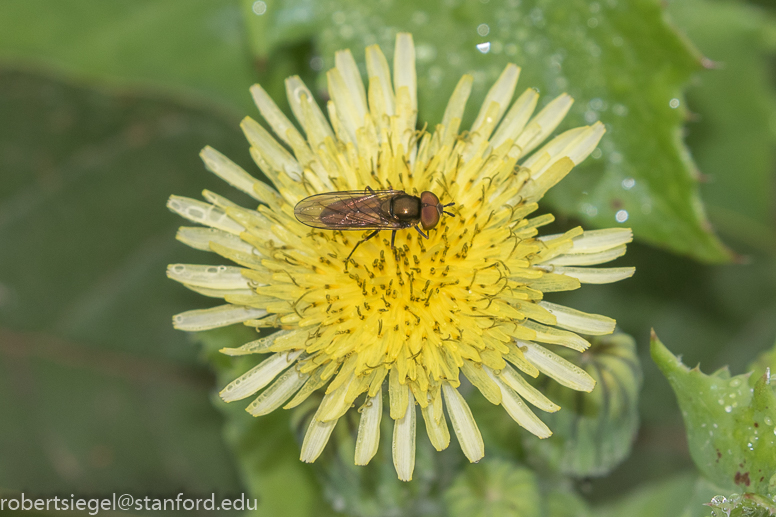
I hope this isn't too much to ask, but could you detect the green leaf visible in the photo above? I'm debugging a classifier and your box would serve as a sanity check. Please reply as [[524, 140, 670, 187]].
[[748, 339, 776, 385], [651, 332, 776, 497], [530, 333, 643, 477], [706, 492, 776, 517], [595, 473, 724, 517], [444, 458, 541, 517], [0, 68, 254, 498], [0, 331, 242, 500], [667, 0, 776, 254], [0, 68, 256, 362], [262, 0, 731, 262], [544, 486, 592, 517], [0, 0, 258, 115]]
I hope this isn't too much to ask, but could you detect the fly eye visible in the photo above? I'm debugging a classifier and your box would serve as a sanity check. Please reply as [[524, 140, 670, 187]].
[[420, 191, 439, 206], [421, 205, 440, 230]]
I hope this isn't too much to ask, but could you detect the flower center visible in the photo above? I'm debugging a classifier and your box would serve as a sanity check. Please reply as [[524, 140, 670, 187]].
[[283, 168, 542, 398]]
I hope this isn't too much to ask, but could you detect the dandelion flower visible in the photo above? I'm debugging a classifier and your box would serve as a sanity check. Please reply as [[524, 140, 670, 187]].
[[168, 33, 634, 481]]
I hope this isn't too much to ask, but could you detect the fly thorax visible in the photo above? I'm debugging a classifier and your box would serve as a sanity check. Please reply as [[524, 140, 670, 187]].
[[391, 195, 421, 222]]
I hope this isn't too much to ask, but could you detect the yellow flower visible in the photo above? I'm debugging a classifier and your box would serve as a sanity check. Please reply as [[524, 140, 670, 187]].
[[168, 33, 634, 481]]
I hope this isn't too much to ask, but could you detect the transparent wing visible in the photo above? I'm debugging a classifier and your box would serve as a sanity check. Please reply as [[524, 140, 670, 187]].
[[294, 190, 409, 230]]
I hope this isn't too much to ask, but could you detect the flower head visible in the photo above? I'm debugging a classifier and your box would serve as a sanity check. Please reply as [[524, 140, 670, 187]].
[[168, 33, 634, 481]]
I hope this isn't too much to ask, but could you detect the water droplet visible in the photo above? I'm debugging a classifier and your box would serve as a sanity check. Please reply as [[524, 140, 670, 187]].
[[589, 98, 604, 111], [669, 98, 680, 109], [621, 177, 635, 190], [591, 148, 603, 159], [581, 203, 598, 217], [251, 1, 267, 15], [584, 110, 598, 123], [725, 405, 733, 413], [765, 416, 773, 426], [615, 210, 629, 223], [477, 23, 490, 36], [310, 56, 323, 71], [477, 42, 491, 53], [612, 103, 628, 116], [588, 17, 599, 28], [416, 44, 437, 62]]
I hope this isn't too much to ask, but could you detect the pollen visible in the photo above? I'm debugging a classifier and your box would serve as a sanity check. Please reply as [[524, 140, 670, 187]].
[[168, 33, 634, 481]]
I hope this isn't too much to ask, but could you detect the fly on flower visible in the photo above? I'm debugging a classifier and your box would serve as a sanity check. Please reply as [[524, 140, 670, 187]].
[[168, 32, 635, 483], [294, 187, 455, 263]]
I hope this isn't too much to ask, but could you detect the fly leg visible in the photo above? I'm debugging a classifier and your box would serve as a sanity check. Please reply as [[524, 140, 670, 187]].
[[414, 226, 428, 239], [390, 230, 397, 249], [346, 229, 380, 269]]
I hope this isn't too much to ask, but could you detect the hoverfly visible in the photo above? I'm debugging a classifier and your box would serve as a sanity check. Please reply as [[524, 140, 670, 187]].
[[294, 187, 455, 263]]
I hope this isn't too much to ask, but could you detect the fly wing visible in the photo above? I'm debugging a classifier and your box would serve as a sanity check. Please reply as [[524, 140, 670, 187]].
[[294, 190, 406, 230]]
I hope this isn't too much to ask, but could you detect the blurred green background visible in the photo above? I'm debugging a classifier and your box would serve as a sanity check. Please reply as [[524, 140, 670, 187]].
[[0, 0, 774, 515]]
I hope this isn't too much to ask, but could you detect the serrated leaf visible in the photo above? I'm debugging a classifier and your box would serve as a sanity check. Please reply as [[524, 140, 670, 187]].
[[651, 332, 776, 497], [748, 339, 776, 386], [706, 492, 776, 517], [260, 0, 731, 262], [667, 0, 776, 253]]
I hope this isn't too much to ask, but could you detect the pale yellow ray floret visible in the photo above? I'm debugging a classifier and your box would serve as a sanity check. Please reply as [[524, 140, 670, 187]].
[[167, 32, 634, 481]]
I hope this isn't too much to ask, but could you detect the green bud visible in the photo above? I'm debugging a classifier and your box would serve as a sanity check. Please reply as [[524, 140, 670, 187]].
[[530, 332, 643, 477]]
